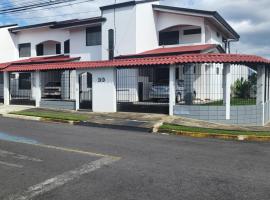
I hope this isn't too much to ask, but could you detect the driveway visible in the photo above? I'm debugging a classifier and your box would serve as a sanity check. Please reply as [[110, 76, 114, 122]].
[[0, 117, 269, 200]]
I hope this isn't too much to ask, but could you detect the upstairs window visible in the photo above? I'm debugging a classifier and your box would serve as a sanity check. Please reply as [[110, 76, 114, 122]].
[[64, 40, 70, 54], [56, 43, 61, 54], [19, 43, 31, 57], [86, 26, 101, 46], [183, 28, 201, 35], [159, 31, 179, 46], [36, 43, 44, 56]]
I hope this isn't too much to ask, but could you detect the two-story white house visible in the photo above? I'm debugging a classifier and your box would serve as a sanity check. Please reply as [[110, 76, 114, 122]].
[[0, 0, 269, 126]]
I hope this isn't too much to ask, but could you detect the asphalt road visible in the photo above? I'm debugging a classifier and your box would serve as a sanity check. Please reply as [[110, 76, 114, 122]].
[[0, 117, 270, 200]]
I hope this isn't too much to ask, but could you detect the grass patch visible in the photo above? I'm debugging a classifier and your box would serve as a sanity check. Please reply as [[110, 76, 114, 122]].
[[160, 123, 270, 136], [204, 98, 256, 106], [11, 109, 89, 122]]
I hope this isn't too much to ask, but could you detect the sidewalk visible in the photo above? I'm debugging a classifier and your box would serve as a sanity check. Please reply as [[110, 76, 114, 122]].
[[2, 106, 270, 133], [0, 104, 35, 115]]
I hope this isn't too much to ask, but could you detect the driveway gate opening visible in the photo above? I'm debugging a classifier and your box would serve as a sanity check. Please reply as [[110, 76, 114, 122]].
[[79, 72, 92, 109], [116, 66, 169, 114], [9, 72, 35, 105]]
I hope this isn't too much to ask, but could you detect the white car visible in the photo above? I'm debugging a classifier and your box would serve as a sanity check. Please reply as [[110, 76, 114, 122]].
[[149, 80, 185, 103]]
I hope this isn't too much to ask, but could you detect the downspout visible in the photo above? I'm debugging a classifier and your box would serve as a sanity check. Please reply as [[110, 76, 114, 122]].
[[224, 39, 239, 54]]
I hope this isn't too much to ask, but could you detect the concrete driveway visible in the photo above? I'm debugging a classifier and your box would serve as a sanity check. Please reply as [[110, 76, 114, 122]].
[[0, 104, 34, 115], [0, 117, 270, 200]]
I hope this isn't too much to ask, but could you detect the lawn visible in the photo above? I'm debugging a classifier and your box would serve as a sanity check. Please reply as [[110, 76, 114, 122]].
[[11, 109, 89, 122], [160, 123, 270, 136], [204, 98, 256, 106]]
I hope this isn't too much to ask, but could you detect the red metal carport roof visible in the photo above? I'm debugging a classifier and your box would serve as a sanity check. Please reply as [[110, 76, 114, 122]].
[[2, 53, 270, 72]]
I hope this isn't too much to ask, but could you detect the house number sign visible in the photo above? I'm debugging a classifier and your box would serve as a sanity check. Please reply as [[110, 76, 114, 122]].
[[98, 77, 106, 82]]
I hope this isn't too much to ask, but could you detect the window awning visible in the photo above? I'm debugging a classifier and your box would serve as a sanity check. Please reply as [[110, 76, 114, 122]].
[[1, 53, 270, 72]]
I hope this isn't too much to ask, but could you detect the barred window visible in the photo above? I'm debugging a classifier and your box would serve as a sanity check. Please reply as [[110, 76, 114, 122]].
[[86, 26, 101, 46], [19, 43, 31, 57]]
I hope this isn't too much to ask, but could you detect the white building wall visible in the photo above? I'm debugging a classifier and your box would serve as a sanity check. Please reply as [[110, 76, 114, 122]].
[[102, 6, 137, 60], [135, 2, 159, 53], [77, 68, 116, 112], [205, 23, 223, 46], [70, 27, 102, 61], [0, 27, 17, 62], [16, 27, 69, 58]]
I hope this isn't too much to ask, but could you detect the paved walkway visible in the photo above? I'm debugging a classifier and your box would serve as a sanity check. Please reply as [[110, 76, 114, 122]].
[[0, 104, 34, 115]]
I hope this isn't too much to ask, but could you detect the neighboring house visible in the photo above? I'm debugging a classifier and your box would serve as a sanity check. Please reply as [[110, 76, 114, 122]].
[[0, 0, 269, 126]]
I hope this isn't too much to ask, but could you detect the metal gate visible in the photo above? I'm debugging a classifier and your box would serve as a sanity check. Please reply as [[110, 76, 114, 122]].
[[9, 72, 35, 105], [116, 66, 169, 114], [79, 72, 92, 110], [0, 73, 4, 103]]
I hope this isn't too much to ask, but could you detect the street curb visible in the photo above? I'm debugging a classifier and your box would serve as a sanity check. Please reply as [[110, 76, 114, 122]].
[[158, 129, 270, 142], [2, 114, 151, 132], [2, 113, 42, 121], [75, 121, 151, 132]]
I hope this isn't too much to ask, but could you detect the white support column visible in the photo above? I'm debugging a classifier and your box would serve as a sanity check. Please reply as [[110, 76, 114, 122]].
[[35, 71, 41, 107], [223, 64, 231, 120], [257, 65, 266, 124], [3, 71, 10, 105], [169, 65, 176, 116], [75, 70, 80, 111]]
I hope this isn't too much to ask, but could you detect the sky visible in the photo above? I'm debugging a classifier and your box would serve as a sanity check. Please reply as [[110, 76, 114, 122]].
[[0, 0, 269, 58]]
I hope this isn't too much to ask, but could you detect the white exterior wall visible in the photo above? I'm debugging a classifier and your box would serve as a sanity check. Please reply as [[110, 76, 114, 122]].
[[156, 11, 205, 46], [102, 6, 137, 59], [16, 27, 69, 58], [70, 27, 101, 61], [77, 68, 116, 112], [135, 2, 159, 53], [0, 27, 17, 62]]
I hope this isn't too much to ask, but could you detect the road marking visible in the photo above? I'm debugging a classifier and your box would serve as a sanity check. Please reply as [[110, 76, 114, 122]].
[[5, 156, 120, 200], [0, 149, 43, 162], [0, 160, 23, 168], [0, 132, 38, 145]]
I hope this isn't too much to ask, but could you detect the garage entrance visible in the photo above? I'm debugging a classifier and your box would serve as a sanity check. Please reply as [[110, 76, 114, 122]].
[[79, 72, 92, 110], [9, 72, 35, 105], [116, 66, 169, 114]]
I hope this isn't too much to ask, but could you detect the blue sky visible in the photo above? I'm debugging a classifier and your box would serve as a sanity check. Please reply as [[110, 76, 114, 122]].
[[1, 0, 269, 58]]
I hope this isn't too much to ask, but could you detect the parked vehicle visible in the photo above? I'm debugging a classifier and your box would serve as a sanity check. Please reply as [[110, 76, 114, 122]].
[[149, 80, 186, 103], [43, 82, 61, 98]]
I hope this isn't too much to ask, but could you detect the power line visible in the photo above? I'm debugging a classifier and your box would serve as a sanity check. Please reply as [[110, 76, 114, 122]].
[[0, 0, 97, 14], [0, 0, 78, 14], [0, 0, 95, 16]]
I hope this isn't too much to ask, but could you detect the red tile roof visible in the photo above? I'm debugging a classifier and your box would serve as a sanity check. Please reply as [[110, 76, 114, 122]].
[[0, 55, 80, 69], [2, 53, 270, 72], [117, 44, 220, 58]]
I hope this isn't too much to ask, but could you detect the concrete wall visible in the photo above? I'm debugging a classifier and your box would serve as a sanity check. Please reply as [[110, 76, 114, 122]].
[[174, 104, 264, 126], [16, 27, 69, 58], [70, 27, 101, 61], [0, 27, 17, 62], [102, 5, 137, 59], [40, 100, 76, 110], [135, 2, 159, 53], [77, 68, 116, 112]]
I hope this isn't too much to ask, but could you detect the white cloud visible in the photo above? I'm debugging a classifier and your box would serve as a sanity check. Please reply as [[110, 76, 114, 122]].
[[166, 0, 270, 57]]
